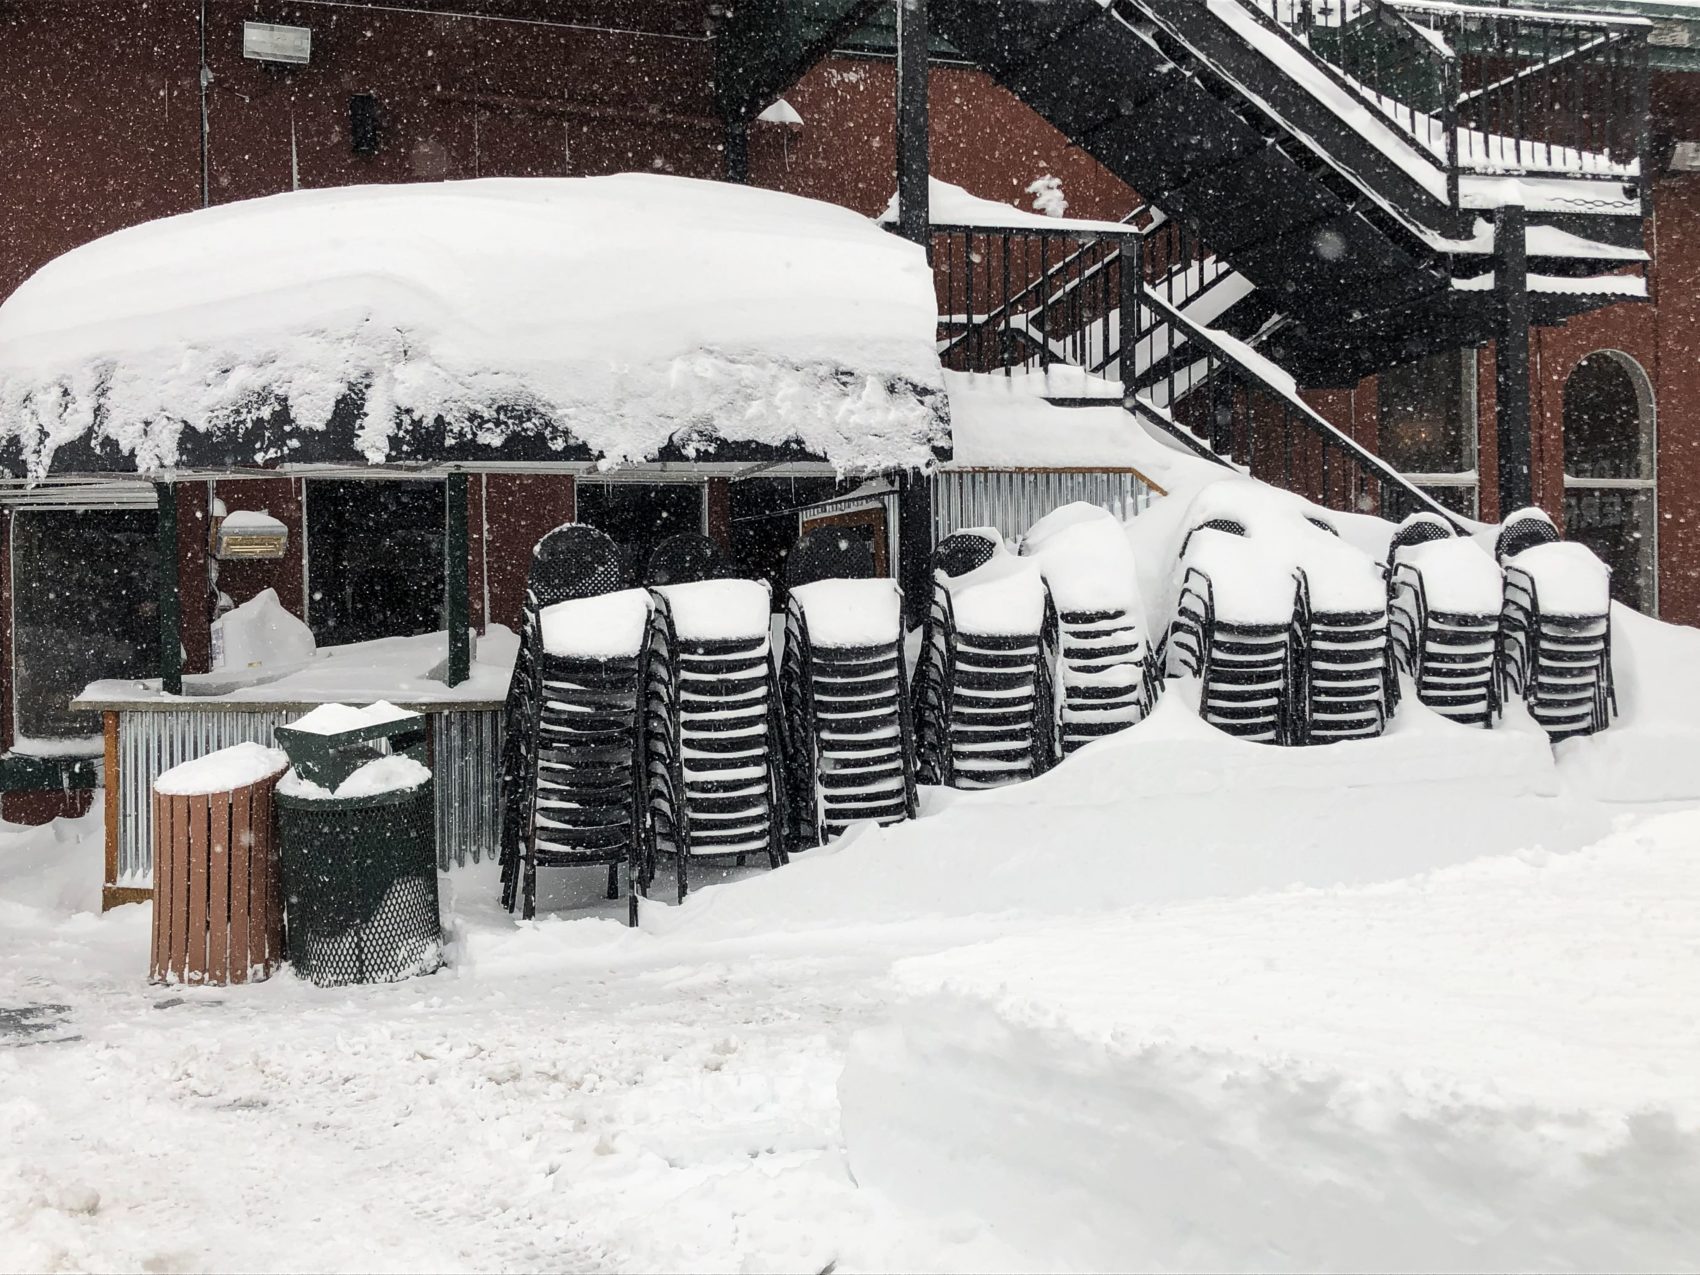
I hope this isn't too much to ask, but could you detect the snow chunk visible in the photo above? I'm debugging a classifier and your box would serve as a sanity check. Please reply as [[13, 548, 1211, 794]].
[[219, 509, 286, 534], [941, 550, 1046, 636], [880, 176, 1133, 236], [212, 587, 315, 672], [790, 579, 903, 647], [286, 700, 419, 736], [1022, 504, 1144, 616], [154, 741, 287, 796], [539, 589, 652, 659], [1508, 541, 1612, 616], [278, 753, 431, 800], [655, 579, 771, 642], [0, 176, 946, 477], [1393, 535, 1503, 614]]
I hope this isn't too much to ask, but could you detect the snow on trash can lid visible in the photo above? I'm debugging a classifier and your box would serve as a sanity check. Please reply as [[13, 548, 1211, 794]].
[[154, 741, 289, 796], [284, 700, 420, 736], [277, 754, 432, 801]]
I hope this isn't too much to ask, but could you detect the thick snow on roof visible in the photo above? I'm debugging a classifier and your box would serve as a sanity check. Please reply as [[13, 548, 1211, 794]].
[[0, 175, 947, 477]]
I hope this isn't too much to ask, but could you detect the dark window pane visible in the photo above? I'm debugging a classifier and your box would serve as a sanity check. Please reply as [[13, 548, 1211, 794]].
[[12, 509, 159, 747], [1379, 350, 1472, 474], [1564, 487, 1654, 614], [306, 480, 445, 647], [1563, 353, 1651, 480], [1418, 484, 1478, 518]]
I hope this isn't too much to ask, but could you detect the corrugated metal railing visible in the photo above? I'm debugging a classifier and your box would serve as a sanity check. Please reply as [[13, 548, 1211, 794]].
[[931, 471, 1154, 545], [115, 707, 502, 883]]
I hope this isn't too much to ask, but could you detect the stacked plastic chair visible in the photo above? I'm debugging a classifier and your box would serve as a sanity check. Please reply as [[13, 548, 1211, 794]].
[[778, 529, 917, 848], [1167, 518, 1298, 743], [1495, 508, 1617, 741], [645, 532, 730, 587], [1385, 513, 1504, 727], [1020, 503, 1156, 757], [642, 563, 785, 904], [914, 528, 1053, 787], [499, 524, 650, 922], [1288, 516, 1391, 745]]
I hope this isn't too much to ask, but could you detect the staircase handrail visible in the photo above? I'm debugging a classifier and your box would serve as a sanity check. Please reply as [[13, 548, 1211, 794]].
[[1134, 284, 1467, 529]]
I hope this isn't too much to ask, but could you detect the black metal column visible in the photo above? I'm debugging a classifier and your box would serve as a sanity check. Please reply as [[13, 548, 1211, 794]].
[[896, 469, 933, 630], [895, 0, 930, 247], [724, 111, 750, 185], [1495, 203, 1533, 515], [445, 471, 470, 687], [155, 481, 182, 696], [1118, 235, 1142, 405]]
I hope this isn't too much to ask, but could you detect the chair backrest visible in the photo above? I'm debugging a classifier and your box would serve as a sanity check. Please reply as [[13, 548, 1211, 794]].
[[1495, 509, 1560, 563], [1389, 513, 1455, 557], [932, 529, 1000, 580], [643, 533, 728, 587], [785, 528, 876, 588], [529, 524, 626, 606]]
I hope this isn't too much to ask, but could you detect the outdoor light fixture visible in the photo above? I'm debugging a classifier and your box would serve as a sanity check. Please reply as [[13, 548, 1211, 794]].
[[214, 510, 289, 560], [243, 21, 312, 66]]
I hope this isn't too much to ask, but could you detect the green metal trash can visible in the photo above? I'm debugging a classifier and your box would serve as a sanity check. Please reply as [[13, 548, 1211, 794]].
[[273, 707, 443, 987]]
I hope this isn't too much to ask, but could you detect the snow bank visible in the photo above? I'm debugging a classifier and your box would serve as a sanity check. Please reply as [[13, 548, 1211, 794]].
[[1558, 605, 1700, 804], [657, 692, 1604, 940], [840, 812, 1700, 1272], [790, 579, 903, 647], [539, 589, 652, 659], [154, 742, 287, 796], [0, 176, 946, 477]]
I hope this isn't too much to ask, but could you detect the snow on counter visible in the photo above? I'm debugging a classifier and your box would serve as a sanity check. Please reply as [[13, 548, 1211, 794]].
[[154, 742, 288, 796], [75, 625, 516, 709], [0, 175, 946, 477], [840, 811, 1700, 1270]]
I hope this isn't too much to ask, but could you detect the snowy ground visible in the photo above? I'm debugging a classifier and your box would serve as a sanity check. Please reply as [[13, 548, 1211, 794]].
[[5, 612, 1700, 1271]]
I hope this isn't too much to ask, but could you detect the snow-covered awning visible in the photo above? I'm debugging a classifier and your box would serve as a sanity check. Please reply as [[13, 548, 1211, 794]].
[[0, 175, 950, 480]]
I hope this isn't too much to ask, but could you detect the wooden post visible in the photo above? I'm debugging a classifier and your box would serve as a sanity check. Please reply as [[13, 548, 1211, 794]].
[[446, 471, 470, 686], [895, 0, 930, 248], [103, 711, 121, 908], [156, 481, 182, 695]]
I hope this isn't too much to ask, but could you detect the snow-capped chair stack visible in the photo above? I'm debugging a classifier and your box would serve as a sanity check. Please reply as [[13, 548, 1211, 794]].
[[1167, 518, 1299, 743], [1286, 516, 1391, 744], [914, 529, 1053, 787], [642, 577, 786, 903], [1386, 513, 1504, 727], [499, 524, 651, 922], [1495, 508, 1617, 741], [1019, 503, 1156, 757], [778, 530, 917, 849]]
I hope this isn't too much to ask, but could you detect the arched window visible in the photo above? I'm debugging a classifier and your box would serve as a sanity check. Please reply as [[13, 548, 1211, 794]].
[[1562, 351, 1656, 614]]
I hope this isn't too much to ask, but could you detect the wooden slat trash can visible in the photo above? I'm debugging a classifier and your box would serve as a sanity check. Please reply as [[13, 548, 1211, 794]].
[[151, 743, 290, 985]]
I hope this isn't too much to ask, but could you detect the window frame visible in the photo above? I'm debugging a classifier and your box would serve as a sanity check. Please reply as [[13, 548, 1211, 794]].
[[1561, 349, 1658, 616]]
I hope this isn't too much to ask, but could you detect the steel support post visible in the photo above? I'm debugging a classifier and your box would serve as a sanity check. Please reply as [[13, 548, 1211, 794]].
[[445, 471, 470, 687], [896, 468, 933, 631], [895, 0, 930, 248], [1495, 203, 1533, 515], [155, 481, 183, 696]]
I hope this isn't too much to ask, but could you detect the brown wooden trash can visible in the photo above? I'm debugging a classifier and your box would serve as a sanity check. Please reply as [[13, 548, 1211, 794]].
[[151, 746, 289, 985]]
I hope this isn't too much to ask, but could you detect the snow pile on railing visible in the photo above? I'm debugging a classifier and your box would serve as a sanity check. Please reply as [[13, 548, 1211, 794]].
[[0, 176, 947, 477]]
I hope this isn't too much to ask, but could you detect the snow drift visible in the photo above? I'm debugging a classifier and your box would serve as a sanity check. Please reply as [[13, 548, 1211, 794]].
[[0, 175, 948, 477], [840, 812, 1700, 1272]]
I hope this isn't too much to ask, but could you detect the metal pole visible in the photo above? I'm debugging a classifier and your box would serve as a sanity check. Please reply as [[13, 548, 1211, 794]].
[[446, 472, 470, 687], [1495, 202, 1533, 514], [1119, 235, 1141, 404], [896, 468, 933, 631], [155, 481, 182, 696], [895, 0, 930, 248], [723, 111, 750, 184]]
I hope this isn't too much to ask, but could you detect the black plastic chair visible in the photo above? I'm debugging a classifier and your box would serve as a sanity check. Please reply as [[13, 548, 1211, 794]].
[[1386, 514, 1500, 728], [1495, 507, 1560, 562], [914, 531, 1052, 788], [642, 579, 786, 903], [499, 524, 648, 922], [644, 533, 729, 587], [785, 528, 876, 588]]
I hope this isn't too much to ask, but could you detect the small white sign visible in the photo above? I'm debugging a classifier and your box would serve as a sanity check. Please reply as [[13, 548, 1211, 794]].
[[243, 21, 312, 66], [1670, 141, 1700, 173]]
